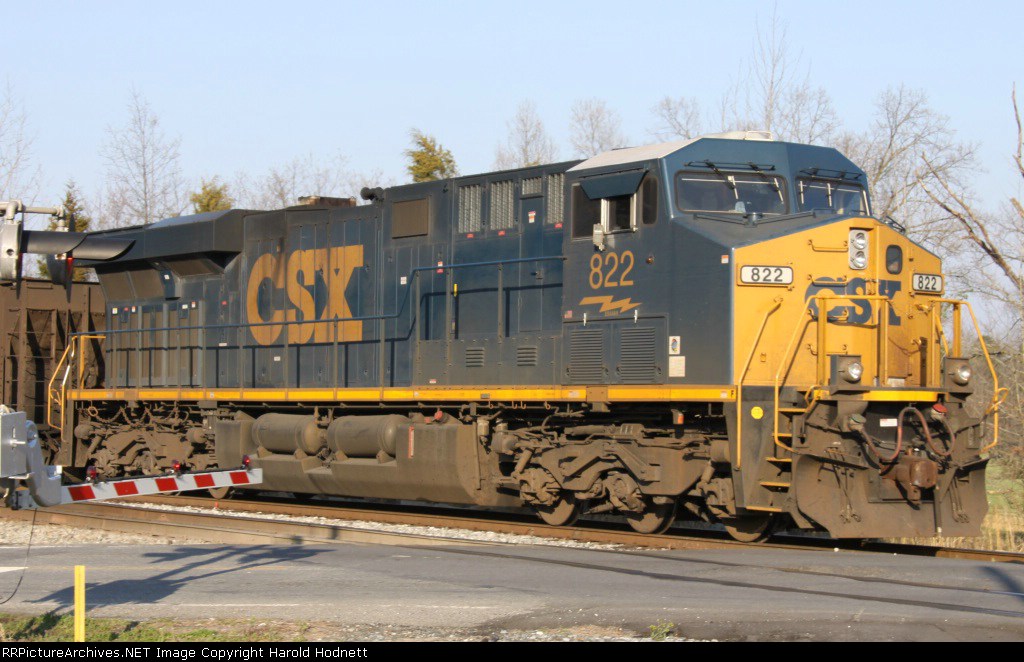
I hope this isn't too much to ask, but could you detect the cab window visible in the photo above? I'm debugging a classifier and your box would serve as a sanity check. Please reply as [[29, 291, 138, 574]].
[[572, 174, 660, 238], [675, 172, 787, 215], [798, 179, 869, 215]]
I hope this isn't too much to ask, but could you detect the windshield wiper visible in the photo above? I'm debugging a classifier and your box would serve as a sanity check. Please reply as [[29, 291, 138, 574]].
[[700, 161, 738, 199], [748, 162, 781, 194]]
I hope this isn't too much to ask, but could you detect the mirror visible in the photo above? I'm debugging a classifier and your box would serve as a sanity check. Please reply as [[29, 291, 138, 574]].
[[592, 224, 606, 251]]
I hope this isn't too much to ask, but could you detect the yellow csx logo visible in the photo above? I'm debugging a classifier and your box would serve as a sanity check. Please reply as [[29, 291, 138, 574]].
[[579, 295, 641, 315], [246, 245, 364, 346]]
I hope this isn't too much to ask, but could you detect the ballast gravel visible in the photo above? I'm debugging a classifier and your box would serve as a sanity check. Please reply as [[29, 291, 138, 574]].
[[115, 500, 628, 550], [0, 517, 205, 546]]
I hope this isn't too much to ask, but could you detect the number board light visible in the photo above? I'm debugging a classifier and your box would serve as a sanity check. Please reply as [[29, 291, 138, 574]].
[[740, 266, 794, 286], [912, 273, 943, 294]]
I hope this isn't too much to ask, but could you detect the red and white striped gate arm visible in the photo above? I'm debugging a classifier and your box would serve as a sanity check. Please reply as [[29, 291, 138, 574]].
[[62, 468, 262, 504]]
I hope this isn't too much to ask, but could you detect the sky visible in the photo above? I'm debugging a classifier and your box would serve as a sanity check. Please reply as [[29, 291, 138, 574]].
[[2, 0, 1022, 216]]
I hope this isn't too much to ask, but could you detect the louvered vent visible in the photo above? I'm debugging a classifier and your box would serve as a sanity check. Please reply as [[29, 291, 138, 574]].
[[465, 346, 486, 368], [619, 327, 657, 383], [490, 180, 515, 230], [568, 328, 605, 383], [516, 345, 539, 367], [458, 184, 483, 234], [522, 177, 542, 196], [546, 173, 564, 225]]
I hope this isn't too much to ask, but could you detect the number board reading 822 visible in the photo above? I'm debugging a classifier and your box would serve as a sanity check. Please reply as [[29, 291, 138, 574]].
[[740, 266, 794, 286], [912, 273, 943, 294]]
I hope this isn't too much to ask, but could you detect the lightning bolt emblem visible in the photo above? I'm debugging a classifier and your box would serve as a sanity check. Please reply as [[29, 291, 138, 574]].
[[579, 296, 641, 315]]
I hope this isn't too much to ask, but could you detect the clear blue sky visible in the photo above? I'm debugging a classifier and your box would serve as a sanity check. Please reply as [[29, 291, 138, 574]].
[[3, 0, 1022, 209]]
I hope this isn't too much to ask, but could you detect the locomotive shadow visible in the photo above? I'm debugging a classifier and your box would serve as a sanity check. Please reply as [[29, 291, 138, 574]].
[[982, 566, 1024, 605], [30, 544, 329, 608]]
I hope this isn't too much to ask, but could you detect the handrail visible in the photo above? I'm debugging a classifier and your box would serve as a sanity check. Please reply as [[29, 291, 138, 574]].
[[66, 255, 567, 399], [47, 334, 105, 428], [735, 298, 783, 468], [769, 293, 1002, 455], [932, 299, 1002, 452], [773, 294, 897, 452], [69, 255, 568, 341]]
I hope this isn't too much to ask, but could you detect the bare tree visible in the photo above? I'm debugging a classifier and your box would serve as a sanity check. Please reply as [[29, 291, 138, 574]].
[[233, 153, 385, 210], [649, 96, 704, 141], [494, 101, 558, 170], [0, 84, 40, 203], [652, 5, 838, 145], [917, 86, 1023, 310], [913, 88, 1024, 484], [569, 98, 627, 158], [837, 85, 976, 241], [100, 88, 186, 227]]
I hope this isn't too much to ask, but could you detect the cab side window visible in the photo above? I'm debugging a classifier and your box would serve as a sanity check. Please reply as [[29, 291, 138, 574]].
[[640, 175, 658, 225], [572, 174, 661, 238], [572, 184, 601, 238]]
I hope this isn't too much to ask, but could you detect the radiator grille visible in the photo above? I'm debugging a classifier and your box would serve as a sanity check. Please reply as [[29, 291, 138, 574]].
[[619, 327, 657, 383], [516, 345, 539, 367], [465, 346, 486, 368], [522, 177, 542, 196], [568, 328, 604, 383], [547, 173, 564, 225], [458, 184, 483, 234], [490, 180, 515, 230]]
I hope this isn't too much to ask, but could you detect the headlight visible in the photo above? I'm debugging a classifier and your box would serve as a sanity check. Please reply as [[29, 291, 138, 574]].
[[844, 361, 864, 383], [849, 230, 870, 270], [953, 364, 972, 386]]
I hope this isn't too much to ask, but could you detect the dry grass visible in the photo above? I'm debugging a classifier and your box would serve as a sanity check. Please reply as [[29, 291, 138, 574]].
[[925, 510, 1024, 553], [889, 458, 1024, 553]]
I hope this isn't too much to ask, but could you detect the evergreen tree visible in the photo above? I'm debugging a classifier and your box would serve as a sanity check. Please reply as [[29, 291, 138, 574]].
[[38, 180, 93, 280], [404, 129, 458, 182], [190, 177, 234, 213]]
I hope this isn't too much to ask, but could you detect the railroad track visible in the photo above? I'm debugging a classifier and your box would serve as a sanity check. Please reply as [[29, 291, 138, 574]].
[[3, 491, 1021, 564]]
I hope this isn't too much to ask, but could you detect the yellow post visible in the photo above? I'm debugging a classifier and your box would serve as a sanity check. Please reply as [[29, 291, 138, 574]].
[[74, 565, 86, 642]]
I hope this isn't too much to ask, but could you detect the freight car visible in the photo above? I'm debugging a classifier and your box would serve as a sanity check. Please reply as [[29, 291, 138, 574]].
[[48, 131, 1002, 541], [0, 278, 105, 459]]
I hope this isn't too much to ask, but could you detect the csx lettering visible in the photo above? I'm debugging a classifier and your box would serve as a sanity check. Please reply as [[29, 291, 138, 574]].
[[246, 245, 364, 346], [589, 250, 635, 289], [805, 278, 903, 327]]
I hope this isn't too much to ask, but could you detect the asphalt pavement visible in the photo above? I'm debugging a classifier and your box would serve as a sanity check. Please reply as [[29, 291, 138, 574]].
[[2, 538, 1023, 641]]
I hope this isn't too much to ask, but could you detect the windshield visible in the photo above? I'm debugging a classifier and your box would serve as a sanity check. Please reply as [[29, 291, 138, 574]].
[[675, 172, 788, 215], [798, 179, 869, 215]]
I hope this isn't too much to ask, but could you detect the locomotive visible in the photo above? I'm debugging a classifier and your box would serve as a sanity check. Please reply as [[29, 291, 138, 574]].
[[43, 131, 1001, 541]]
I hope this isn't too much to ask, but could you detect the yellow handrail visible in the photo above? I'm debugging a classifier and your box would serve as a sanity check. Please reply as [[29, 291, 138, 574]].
[[735, 298, 783, 468], [773, 294, 896, 452], [938, 299, 1002, 452], [47, 335, 104, 430]]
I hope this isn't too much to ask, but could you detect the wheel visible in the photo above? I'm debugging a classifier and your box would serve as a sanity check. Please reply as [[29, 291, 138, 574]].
[[626, 499, 676, 534], [535, 494, 581, 527], [722, 515, 775, 543], [208, 487, 232, 499]]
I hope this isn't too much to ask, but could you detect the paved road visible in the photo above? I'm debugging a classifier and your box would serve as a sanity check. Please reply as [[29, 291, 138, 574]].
[[1, 538, 1023, 641]]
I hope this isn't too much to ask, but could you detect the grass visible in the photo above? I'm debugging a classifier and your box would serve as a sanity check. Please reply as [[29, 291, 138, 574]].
[[648, 620, 677, 642], [891, 458, 1024, 553], [0, 613, 299, 642]]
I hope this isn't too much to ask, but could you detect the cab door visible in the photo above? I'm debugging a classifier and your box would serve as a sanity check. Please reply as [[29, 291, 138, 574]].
[[561, 170, 665, 385]]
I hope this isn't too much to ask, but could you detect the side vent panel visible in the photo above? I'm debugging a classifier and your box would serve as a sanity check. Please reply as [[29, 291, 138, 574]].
[[465, 346, 486, 369], [516, 345, 539, 367], [568, 328, 605, 383], [618, 327, 658, 383]]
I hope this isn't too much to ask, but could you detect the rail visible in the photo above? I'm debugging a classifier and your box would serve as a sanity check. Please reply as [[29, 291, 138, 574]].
[[51, 256, 565, 407]]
